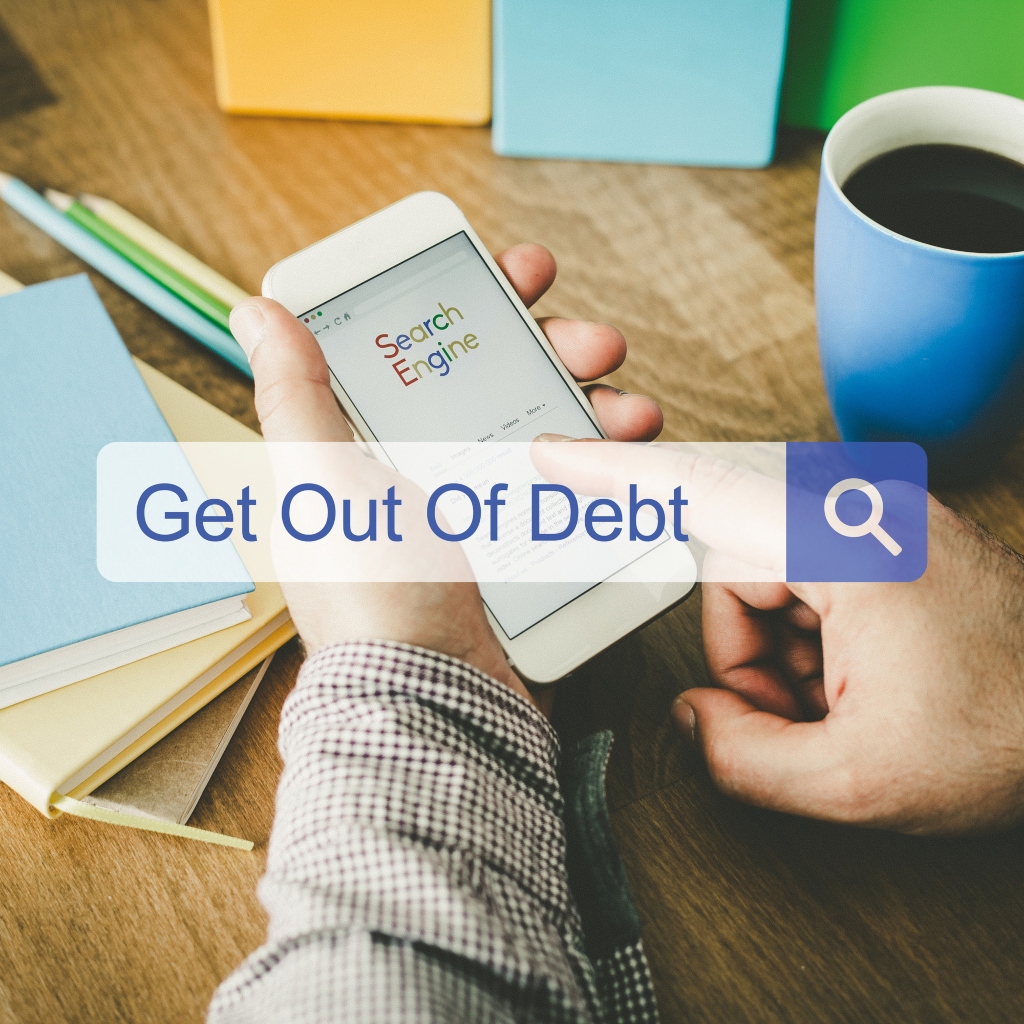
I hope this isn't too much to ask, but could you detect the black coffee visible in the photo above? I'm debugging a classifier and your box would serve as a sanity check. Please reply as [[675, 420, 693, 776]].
[[841, 143, 1024, 254]]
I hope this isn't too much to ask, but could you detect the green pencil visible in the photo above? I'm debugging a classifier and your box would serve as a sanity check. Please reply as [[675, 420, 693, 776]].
[[45, 190, 233, 332]]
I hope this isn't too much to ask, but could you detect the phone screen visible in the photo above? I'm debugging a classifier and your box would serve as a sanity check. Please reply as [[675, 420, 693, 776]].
[[305, 231, 631, 638]]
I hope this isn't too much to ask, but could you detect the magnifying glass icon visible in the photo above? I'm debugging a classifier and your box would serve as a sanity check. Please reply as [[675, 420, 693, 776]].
[[824, 478, 902, 556]]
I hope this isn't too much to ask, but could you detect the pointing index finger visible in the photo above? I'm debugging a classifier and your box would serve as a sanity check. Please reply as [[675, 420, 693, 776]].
[[531, 439, 787, 576]]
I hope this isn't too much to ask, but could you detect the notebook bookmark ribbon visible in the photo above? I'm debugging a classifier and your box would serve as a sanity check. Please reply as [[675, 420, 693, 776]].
[[52, 794, 253, 851]]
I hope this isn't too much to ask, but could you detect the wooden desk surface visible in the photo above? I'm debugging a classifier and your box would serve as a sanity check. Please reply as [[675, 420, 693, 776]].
[[1, 3, 1023, 1022]]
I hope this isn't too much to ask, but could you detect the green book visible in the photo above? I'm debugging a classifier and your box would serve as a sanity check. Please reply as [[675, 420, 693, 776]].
[[781, 0, 1024, 131]]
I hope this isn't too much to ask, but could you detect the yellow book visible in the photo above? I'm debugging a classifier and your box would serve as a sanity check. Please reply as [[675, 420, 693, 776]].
[[0, 361, 294, 821], [207, 0, 490, 125]]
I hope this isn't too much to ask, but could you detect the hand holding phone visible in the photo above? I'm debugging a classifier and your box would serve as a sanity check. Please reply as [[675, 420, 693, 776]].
[[233, 241, 663, 691], [261, 194, 694, 680]]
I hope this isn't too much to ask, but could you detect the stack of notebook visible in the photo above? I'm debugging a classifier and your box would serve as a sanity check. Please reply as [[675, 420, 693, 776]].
[[0, 273, 294, 847]]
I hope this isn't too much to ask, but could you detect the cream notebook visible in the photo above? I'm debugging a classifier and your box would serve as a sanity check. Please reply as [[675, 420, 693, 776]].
[[0, 361, 294, 822]]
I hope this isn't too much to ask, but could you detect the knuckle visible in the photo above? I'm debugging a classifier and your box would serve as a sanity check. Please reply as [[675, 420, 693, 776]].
[[702, 732, 748, 797], [252, 377, 292, 424], [825, 765, 884, 824], [253, 374, 322, 427]]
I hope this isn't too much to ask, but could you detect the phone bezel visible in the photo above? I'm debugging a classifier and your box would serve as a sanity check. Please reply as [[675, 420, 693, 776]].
[[262, 191, 695, 682]]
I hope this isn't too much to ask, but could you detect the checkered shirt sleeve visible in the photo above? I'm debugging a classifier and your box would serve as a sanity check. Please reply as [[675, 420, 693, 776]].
[[207, 640, 658, 1024]]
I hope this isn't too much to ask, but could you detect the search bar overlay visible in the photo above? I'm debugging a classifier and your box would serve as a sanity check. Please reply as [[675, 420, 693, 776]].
[[95, 441, 927, 584]]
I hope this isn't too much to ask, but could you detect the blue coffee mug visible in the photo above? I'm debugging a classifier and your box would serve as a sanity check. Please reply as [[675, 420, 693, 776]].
[[815, 86, 1024, 481]]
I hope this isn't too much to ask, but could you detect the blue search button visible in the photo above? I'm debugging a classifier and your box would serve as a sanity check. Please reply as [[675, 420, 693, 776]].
[[786, 442, 927, 582]]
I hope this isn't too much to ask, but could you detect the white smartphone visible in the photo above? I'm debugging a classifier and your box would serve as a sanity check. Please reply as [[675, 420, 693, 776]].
[[263, 191, 695, 682]]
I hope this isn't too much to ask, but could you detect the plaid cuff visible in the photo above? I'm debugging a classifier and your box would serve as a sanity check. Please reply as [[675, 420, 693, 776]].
[[264, 640, 591, 1005]]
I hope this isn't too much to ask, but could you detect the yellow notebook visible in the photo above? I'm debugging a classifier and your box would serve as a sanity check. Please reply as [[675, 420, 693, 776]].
[[0, 361, 295, 821], [208, 0, 490, 125]]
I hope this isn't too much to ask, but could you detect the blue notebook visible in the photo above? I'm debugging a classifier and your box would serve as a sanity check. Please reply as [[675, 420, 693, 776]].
[[0, 276, 253, 708], [493, 0, 791, 167]]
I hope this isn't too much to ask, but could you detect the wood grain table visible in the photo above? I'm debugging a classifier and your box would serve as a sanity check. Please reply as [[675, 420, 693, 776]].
[[2, 3, 1023, 1022]]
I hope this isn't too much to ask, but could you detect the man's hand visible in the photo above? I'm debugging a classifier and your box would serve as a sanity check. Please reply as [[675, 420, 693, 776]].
[[693, 499, 1024, 835], [230, 244, 662, 708], [533, 440, 1024, 834]]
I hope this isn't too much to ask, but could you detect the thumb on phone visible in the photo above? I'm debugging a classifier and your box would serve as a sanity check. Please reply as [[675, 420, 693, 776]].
[[231, 297, 354, 444]]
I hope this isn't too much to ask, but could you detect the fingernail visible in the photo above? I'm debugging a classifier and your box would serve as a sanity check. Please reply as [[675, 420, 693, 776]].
[[673, 695, 697, 745], [230, 301, 267, 359], [536, 432, 574, 442]]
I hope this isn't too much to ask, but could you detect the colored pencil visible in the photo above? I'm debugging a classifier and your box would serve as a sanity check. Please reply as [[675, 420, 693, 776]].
[[46, 190, 232, 331], [0, 269, 23, 295], [0, 174, 251, 377], [79, 193, 250, 309]]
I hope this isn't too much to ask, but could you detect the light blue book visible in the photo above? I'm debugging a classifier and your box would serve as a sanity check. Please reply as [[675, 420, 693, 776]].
[[493, 0, 791, 167], [0, 275, 253, 708]]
